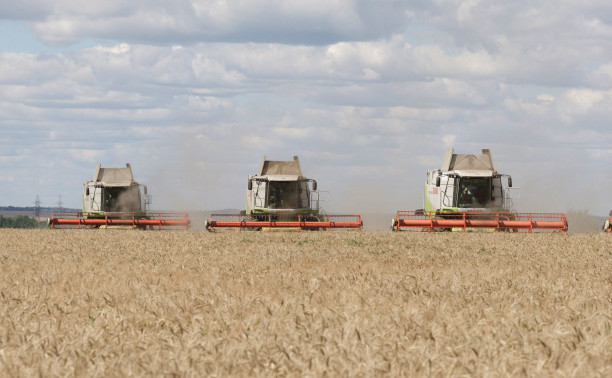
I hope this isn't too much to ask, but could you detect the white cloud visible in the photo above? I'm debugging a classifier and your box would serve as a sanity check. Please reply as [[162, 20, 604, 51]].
[[417, 155, 440, 167], [586, 62, 612, 88], [13, 0, 408, 46], [456, 0, 481, 25], [2, 2, 612, 215], [587, 148, 612, 161], [562, 88, 605, 114], [443, 134, 456, 147], [62, 149, 106, 163]]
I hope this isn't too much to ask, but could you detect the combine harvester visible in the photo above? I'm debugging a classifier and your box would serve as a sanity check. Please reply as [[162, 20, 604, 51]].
[[205, 156, 362, 231], [603, 211, 612, 232], [392, 149, 567, 232], [48, 163, 190, 230]]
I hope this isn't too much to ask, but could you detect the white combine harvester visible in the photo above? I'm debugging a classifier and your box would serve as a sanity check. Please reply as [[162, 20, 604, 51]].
[[205, 156, 362, 231], [48, 163, 189, 230], [392, 148, 568, 232]]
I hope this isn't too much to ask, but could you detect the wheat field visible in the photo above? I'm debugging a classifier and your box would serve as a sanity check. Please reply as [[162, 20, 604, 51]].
[[0, 229, 610, 376]]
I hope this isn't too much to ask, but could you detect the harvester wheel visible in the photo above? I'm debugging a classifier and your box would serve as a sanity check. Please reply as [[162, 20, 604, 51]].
[[432, 216, 451, 232], [604, 219, 611, 233], [391, 218, 398, 231], [244, 215, 262, 231], [497, 215, 517, 232]]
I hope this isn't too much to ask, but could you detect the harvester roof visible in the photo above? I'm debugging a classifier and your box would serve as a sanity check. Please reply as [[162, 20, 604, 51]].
[[441, 148, 495, 175], [91, 163, 136, 187]]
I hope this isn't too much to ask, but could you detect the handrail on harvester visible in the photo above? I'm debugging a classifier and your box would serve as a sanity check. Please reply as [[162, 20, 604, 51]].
[[392, 211, 567, 232], [48, 211, 190, 230], [206, 214, 362, 231]]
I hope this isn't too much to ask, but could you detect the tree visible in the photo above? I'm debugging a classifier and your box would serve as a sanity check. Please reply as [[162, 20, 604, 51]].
[[0, 215, 44, 229]]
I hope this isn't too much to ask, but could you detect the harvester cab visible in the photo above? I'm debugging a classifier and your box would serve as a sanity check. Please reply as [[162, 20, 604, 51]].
[[246, 156, 320, 220], [425, 149, 513, 213], [206, 156, 362, 231], [392, 148, 567, 232], [83, 163, 149, 215]]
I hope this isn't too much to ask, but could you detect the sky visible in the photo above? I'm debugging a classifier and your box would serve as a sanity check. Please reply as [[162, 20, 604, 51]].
[[1, 0, 611, 215]]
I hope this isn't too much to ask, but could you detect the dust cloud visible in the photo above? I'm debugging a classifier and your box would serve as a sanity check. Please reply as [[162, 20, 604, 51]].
[[143, 132, 246, 213], [323, 180, 421, 232], [565, 209, 607, 233], [115, 186, 143, 212], [516, 179, 608, 232]]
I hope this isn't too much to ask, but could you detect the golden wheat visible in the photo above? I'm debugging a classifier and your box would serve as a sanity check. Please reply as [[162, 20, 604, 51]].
[[0, 230, 610, 376]]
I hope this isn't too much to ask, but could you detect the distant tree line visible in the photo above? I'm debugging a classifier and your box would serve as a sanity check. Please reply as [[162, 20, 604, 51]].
[[0, 215, 46, 229], [1, 206, 75, 212]]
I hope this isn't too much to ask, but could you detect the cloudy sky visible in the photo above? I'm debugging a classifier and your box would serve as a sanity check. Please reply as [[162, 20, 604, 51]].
[[1, 0, 611, 215]]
